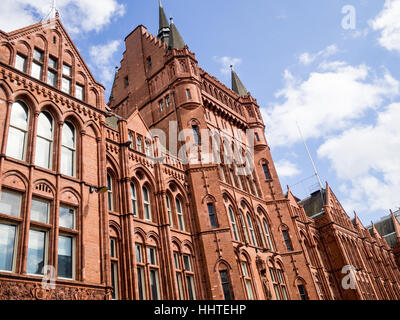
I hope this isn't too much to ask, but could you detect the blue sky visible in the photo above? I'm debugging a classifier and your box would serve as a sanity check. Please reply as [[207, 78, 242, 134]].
[[2, 0, 400, 225]]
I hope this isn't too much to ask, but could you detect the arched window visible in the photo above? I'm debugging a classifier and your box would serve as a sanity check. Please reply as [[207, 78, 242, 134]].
[[136, 136, 143, 153], [61, 122, 76, 177], [247, 214, 258, 246], [263, 219, 274, 251], [257, 218, 266, 248], [270, 264, 289, 300], [130, 183, 137, 217], [207, 202, 218, 229], [107, 173, 114, 212], [282, 228, 293, 251], [176, 198, 185, 231], [35, 112, 53, 169], [166, 194, 173, 227], [142, 186, 152, 221], [7, 101, 29, 160], [240, 212, 250, 243], [228, 207, 239, 241], [240, 257, 255, 300]]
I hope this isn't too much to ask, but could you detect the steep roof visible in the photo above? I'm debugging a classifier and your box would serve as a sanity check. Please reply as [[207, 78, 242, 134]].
[[158, 0, 169, 32], [168, 19, 186, 49], [231, 69, 248, 96]]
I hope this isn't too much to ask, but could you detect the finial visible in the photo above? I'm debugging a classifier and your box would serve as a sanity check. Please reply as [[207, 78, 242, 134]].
[[230, 65, 233, 71], [170, 17, 174, 24]]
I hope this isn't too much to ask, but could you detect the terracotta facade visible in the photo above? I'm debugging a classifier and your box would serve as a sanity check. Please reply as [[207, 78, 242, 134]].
[[0, 9, 400, 300]]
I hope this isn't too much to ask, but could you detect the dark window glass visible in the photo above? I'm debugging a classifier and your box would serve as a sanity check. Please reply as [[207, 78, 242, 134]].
[[57, 235, 73, 279], [207, 203, 218, 229], [298, 285, 308, 300], [192, 125, 200, 144], [0, 224, 16, 272], [282, 230, 293, 251], [262, 164, 270, 180], [220, 270, 233, 300]]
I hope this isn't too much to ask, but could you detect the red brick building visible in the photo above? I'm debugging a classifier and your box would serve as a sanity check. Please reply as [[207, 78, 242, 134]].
[[0, 3, 399, 300]]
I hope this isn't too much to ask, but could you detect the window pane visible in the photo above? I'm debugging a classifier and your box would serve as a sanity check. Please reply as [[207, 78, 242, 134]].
[[150, 269, 160, 300], [207, 203, 217, 228], [58, 235, 73, 279], [37, 112, 53, 139], [111, 262, 118, 300], [62, 122, 75, 148], [61, 147, 74, 176], [30, 199, 49, 223], [0, 224, 16, 271], [6, 127, 26, 160], [47, 70, 57, 87], [31, 62, 43, 80], [246, 279, 254, 300], [63, 64, 71, 77], [35, 137, 51, 169], [110, 239, 116, 258], [59, 206, 75, 229], [15, 54, 27, 72], [176, 273, 184, 299], [220, 270, 232, 300], [33, 49, 44, 62], [0, 190, 22, 217], [10, 101, 29, 130], [48, 56, 58, 69], [135, 244, 142, 263], [76, 84, 84, 100], [27, 230, 46, 275], [148, 247, 157, 265], [183, 255, 192, 271], [62, 77, 71, 94], [186, 275, 196, 300], [137, 267, 146, 300]]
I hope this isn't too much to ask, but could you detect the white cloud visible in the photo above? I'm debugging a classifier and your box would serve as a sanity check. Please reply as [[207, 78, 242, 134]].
[[275, 160, 301, 178], [318, 103, 400, 214], [263, 61, 400, 147], [0, 0, 125, 34], [89, 40, 121, 83], [299, 44, 338, 65], [213, 56, 242, 75], [371, 0, 400, 53]]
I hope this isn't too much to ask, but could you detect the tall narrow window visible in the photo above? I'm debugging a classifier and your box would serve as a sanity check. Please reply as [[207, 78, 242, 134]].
[[47, 56, 58, 87], [192, 125, 200, 145], [142, 186, 151, 221], [0, 224, 17, 272], [27, 229, 46, 275], [241, 261, 254, 300], [148, 247, 161, 300], [207, 203, 218, 229], [35, 112, 53, 169], [240, 213, 250, 243], [220, 270, 233, 300], [136, 136, 143, 153], [135, 243, 146, 300], [298, 284, 308, 300], [58, 235, 73, 279], [31, 48, 44, 80], [262, 164, 271, 180], [61, 122, 76, 177], [15, 53, 27, 72], [257, 219, 266, 248], [76, 83, 84, 101], [247, 214, 258, 246], [130, 183, 137, 217], [282, 230, 293, 251], [228, 207, 239, 241], [263, 219, 274, 251], [176, 198, 185, 231], [165, 95, 171, 108], [186, 89, 192, 100], [7, 101, 29, 160], [159, 100, 165, 111], [166, 195, 173, 227], [110, 238, 119, 300], [62, 64, 72, 94], [174, 253, 184, 299], [183, 255, 196, 300], [107, 173, 114, 212], [145, 140, 152, 157]]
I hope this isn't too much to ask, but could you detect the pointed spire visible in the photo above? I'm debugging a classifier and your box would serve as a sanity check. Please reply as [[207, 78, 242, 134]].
[[158, 0, 170, 43], [353, 211, 363, 229], [391, 209, 400, 242], [231, 67, 248, 96], [371, 222, 383, 241], [109, 66, 118, 102], [168, 17, 186, 49]]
